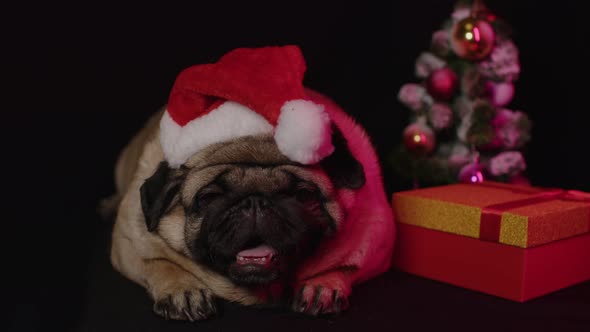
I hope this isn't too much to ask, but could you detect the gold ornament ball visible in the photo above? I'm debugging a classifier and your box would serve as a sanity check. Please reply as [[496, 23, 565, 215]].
[[451, 17, 496, 60]]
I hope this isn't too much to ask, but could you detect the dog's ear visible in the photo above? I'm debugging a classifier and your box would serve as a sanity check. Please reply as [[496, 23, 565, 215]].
[[140, 161, 183, 232], [320, 124, 366, 189]]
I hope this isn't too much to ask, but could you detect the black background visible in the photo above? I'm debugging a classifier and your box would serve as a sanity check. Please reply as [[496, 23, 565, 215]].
[[5, 0, 590, 331]]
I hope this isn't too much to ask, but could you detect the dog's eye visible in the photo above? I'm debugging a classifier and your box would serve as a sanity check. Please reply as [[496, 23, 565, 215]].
[[295, 187, 318, 203], [197, 192, 221, 203], [194, 186, 223, 209]]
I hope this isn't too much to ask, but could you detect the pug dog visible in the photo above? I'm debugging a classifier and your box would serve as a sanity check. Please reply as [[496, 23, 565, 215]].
[[105, 46, 394, 321]]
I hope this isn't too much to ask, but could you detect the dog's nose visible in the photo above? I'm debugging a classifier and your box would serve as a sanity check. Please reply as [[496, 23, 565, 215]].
[[239, 195, 272, 222], [242, 195, 271, 211]]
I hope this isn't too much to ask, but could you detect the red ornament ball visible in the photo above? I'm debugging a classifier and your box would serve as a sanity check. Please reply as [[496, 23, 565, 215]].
[[451, 17, 496, 60], [458, 162, 485, 183], [403, 123, 436, 156], [426, 67, 458, 101]]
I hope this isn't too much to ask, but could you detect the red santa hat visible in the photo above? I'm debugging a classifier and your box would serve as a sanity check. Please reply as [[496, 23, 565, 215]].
[[160, 45, 334, 167]]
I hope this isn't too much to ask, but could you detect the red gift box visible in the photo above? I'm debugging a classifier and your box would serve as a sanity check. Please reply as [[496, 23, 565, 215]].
[[391, 182, 590, 302]]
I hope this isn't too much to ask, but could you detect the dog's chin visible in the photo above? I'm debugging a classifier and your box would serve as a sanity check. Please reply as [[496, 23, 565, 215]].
[[226, 244, 283, 286], [228, 262, 280, 286]]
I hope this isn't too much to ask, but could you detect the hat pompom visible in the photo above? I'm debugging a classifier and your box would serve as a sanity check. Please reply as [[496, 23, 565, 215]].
[[274, 100, 334, 164]]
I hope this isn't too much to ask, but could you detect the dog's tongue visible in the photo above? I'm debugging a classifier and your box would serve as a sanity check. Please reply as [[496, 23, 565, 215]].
[[236, 245, 276, 266]]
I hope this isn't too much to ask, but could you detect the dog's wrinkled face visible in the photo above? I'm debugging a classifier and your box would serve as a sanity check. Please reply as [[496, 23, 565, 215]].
[[140, 133, 364, 287], [185, 165, 335, 286]]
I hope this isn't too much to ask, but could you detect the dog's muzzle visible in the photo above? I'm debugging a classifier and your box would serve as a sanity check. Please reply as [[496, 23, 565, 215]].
[[227, 195, 283, 285]]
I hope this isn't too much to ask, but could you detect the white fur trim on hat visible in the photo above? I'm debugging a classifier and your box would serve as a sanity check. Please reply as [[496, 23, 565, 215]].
[[274, 99, 334, 164], [160, 101, 273, 167]]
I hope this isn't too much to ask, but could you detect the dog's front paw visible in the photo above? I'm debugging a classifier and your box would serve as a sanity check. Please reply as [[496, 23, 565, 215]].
[[153, 288, 217, 321], [292, 271, 351, 316]]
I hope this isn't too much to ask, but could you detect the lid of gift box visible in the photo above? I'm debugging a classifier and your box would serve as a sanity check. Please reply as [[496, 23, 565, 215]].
[[392, 181, 590, 248]]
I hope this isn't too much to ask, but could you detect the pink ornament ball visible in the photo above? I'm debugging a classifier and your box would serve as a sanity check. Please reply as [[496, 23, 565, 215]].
[[458, 162, 485, 183], [426, 67, 458, 101]]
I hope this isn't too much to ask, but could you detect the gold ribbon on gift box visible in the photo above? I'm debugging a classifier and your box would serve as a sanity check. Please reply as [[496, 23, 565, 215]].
[[392, 182, 590, 248]]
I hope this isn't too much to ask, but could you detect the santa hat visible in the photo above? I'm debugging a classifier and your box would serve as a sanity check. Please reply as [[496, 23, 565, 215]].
[[160, 45, 334, 168]]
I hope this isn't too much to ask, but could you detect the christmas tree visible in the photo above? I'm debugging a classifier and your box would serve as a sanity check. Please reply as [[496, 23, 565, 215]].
[[391, 0, 531, 187]]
